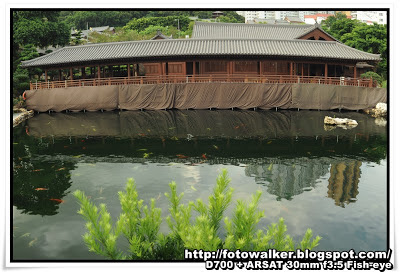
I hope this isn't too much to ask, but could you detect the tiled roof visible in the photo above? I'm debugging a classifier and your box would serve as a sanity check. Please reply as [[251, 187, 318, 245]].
[[21, 38, 380, 68], [192, 21, 314, 39]]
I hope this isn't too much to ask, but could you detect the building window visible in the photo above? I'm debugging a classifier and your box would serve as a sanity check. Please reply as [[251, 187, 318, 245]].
[[203, 61, 228, 73], [263, 61, 277, 74], [234, 61, 258, 73], [144, 64, 159, 74]]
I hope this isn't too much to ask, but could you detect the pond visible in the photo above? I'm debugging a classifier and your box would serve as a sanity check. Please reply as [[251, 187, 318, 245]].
[[12, 109, 388, 260]]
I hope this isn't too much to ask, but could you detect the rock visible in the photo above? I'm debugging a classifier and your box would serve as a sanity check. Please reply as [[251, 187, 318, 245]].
[[372, 102, 387, 117], [365, 102, 387, 118], [13, 109, 34, 127], [324, 116, 358, 126], [375, 117, 387, 127]]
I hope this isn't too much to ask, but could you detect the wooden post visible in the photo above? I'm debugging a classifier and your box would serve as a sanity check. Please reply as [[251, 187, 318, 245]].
[[193, 62, 196, 82], [45, 69, 48, 82], [301, 63, 304, 77], [70, 68, 73, 80], [353, 64, 357, 85], [58, 69, 62, 80], [369, 77, 373, 87], [290, 62, 293, 77], [325, 63, 328, 79], [81, 67, 86, 79], [127, 64, 131, 79], [97, 65, 101, 79], [259, 61, 263, 76]]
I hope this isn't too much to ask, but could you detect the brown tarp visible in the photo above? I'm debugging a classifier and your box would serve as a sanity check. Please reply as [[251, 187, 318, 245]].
[[26, 83, 386, 112], [119, 83, 292, 110], [27, 110, 386, 139], [291, 84, 387, 110], [25, 85, 119, 112]]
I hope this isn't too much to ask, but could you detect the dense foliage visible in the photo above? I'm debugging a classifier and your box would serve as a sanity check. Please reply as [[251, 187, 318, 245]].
[[322, 13, 387, 79], [12, 11, 70, 97], [74, 170, 321, 260]]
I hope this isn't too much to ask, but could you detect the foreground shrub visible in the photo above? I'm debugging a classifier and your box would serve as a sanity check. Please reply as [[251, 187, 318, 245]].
[[74, 170, 321, 260]]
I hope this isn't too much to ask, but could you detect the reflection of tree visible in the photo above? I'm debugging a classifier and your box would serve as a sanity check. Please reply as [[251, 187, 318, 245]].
[[245, 160, 329, 200], [13, 129, 75, 216], [327, 161, 361, 207]]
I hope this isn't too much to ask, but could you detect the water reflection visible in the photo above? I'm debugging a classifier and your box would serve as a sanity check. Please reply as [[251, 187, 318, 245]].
[[245, 159, 329, 201], [13, 110, 386, 216], [327, 161, 362, 207], [26, 110, 385, 139]]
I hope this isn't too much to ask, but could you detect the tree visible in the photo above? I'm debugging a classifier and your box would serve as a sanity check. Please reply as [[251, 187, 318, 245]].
[[13, 11, 70, 97], [124, 16, 191, 32], [63, 11, 147, 29], [341, 23, 387, 78], [13, 11, 70, 48], [321, 15, 387, 80]]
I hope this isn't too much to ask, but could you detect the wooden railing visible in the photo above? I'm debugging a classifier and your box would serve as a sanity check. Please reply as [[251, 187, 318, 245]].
[[30, 74, 376, 90]]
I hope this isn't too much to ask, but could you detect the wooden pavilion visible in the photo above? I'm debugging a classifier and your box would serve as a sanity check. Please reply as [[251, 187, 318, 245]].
[[22, 22, 381, 89]]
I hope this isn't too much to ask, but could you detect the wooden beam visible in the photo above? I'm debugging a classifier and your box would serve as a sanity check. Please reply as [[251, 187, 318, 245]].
[[70, 68, 73, 80], [127, 64, 131, 79], [301, 63, 304, 77], [97, 65, 101, 79], [45, 69, 48, 82], [193, 61, 196, 75], [259, 61, 263, 75]]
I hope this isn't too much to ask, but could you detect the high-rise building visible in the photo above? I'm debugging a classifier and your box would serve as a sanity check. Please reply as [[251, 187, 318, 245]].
[[237, 11, 335, 23], [351, 11, 387, 25]]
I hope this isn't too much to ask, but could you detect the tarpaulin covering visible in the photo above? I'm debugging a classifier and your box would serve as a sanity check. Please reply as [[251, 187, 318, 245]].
[[119, 83, 292, 110], [26, 83, 386, 112], [25, 85, 119, 112], [291, 84, 387, 110]]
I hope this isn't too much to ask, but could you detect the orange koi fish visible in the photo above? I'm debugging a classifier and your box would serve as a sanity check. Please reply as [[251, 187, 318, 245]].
[[138, 133, 146, 137], [35, 188, 48, 191], [176, 154, 188, 159], [50, 198, 64, 204], [234, 126, 240, 129], [33, 169, 43, 172], [56, 167, 66, 171], [201, 154, 207, 160]]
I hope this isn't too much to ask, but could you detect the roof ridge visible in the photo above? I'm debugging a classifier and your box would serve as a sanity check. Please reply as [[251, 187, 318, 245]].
[[194, 21, 312, 28]]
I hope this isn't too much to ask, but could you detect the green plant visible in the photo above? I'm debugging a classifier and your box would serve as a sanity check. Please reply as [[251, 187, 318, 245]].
[[74, 170, 321, 260], [361, 71, 383, 86]]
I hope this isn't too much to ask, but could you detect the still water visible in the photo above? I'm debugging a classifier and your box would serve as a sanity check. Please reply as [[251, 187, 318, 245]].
[[12, 110, 387, 260]]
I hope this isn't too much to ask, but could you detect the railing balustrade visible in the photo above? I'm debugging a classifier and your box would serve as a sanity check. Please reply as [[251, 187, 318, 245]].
[[31, 74, 376, 90]]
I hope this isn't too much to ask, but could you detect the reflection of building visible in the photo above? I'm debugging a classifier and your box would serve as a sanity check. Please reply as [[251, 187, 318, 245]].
[[327, 161, 361, 207], [245, 160, 329, 200]]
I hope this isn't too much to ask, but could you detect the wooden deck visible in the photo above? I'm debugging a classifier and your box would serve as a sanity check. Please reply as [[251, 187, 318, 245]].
[[30, 74, 376, 90]]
